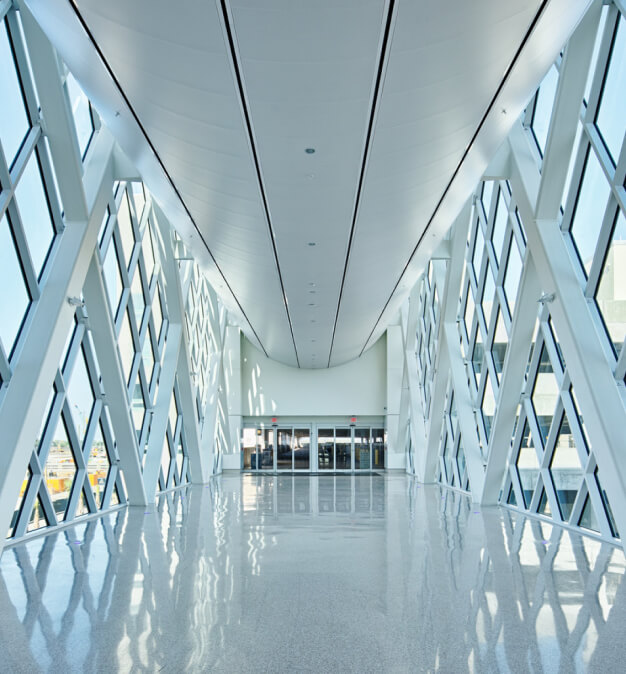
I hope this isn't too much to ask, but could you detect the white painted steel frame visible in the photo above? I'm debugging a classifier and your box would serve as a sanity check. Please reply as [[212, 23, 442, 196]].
[[402, 0, 626, 550], [0, 0, 226, 554]]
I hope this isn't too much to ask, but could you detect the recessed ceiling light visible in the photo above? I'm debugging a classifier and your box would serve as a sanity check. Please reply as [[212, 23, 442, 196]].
[[308, 282, 316, 287], [305, 148, 315, 154]]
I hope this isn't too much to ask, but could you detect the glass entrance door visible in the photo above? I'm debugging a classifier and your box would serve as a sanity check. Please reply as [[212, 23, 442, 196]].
[[242, 427, 275, 470], [276, 427, 310, 471], [354, 428, 371, 469], [276, 428, 293, 470], [335, 428, 352, 470]]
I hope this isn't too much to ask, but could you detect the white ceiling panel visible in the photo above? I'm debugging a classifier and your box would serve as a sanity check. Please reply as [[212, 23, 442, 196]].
[[26, 0, 591, 369]]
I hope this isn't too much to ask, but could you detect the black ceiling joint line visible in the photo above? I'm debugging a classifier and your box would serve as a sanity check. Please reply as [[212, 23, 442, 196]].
[[327, 0, 396, 368], [219, 0, 301, 368], [359, 0, 550, 357], [66, 0, 269, 357]]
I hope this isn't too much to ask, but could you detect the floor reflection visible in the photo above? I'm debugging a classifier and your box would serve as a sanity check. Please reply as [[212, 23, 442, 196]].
[[0, 475, 624, 672]]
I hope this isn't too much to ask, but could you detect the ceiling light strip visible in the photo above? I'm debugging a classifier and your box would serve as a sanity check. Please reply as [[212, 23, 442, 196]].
[[66, 0, 270, 357], [358, 0, 550, 357], [219, 0, 301, 368], [327, 0, 397, 368]]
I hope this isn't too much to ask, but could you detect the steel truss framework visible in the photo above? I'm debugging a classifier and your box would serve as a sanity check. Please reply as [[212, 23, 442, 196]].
[[0, 0, 229, 553], [403, 0, 626, 550]]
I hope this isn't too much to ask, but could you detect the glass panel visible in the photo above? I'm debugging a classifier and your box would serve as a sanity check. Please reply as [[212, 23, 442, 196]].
[[537, 487, 552, 517], [117, 191, 134, 269], [27, 494, 49, 533], [569, 148, 611, 276], [276, 428, 293, 470], [596, 15, 626, 164], [260, 428, 274, 469], [481, 373, 496, 441], [595, 212, 626, 359], [0, 214, 30, 356], [491, 189, 508, 264], [492, 309, 508, 382], [481, 267, 496, 328], [153, 285, 164, 342], [102, 239, 123, 319], [88, 422, 110, 509], [463, 284, 475, 340], [372, 428, 385, 469], [0, 20, 30, 167], [531, 65, 559, 156], [471, 330, 483, 389], [131, 271, 145, 327], [176, 439, 184, 482], [583, 6, 609, 103], [335, 428, 351, 470], [595, 467, 619, 538], [65, 72, 94, 159], [241, 428, 256, 469], [131, 182, 146, 221], [578, 494, 600, 533], [481, 181, 494, 218], [46, 416, 77, 519], [503, 238, 523, 315], [531, 345, 559, 446], [249, 429, 263, 470], [131, 380, 146, 440], [8, 467, 31, 538], [118, 310, 135, 386], [293, 428, 310, 470], [143, 220, 156, 282], [549, 415, 584, 522], [354, 428, 370, 470], [318, 428, 334, 470], [516, 421, 540, 508], [160, 436, 172, 489], [507, 483, 517, 506], [142, 329, 155, 389], [14, 150, 55, 278], [472, 225, 485, 279], [66, 346, 95, 449]]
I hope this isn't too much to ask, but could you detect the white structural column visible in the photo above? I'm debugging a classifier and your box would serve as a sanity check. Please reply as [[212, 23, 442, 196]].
[[386, 324, 405, 469], [0, 126, 120, 547], [82, 253, 147, 505], [438, 205, 486, 496], [195, 287, 230, 480], [223, 326, 243, 469], [479, 252, 542, 504]]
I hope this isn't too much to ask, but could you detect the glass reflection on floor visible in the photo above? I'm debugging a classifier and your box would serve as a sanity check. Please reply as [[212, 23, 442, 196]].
[[0, 475, 624, 673]]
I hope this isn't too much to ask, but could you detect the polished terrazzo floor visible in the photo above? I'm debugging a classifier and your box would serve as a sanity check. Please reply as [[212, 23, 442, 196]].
[[0, 473, 625, 673]]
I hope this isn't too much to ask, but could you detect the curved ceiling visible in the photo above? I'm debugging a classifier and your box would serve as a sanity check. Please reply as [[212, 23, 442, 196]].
[[26, 0, 591, 367]]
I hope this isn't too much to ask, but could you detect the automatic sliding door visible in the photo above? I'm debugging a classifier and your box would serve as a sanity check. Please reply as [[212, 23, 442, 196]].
[[293, 428, 310, 470], [372, 428, 385, 469], [318, 429, 334, 470], [335, 428, 351, 470], [260, 428, 275, 469], [276, 428, 293, 470], [354, 428, 371, 470]]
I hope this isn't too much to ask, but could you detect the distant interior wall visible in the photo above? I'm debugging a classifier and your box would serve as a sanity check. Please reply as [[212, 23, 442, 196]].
[[241, 334, 387, 418]]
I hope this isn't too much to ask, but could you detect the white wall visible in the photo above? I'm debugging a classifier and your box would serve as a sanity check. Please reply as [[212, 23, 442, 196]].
[[241, 334, 387, 418]]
